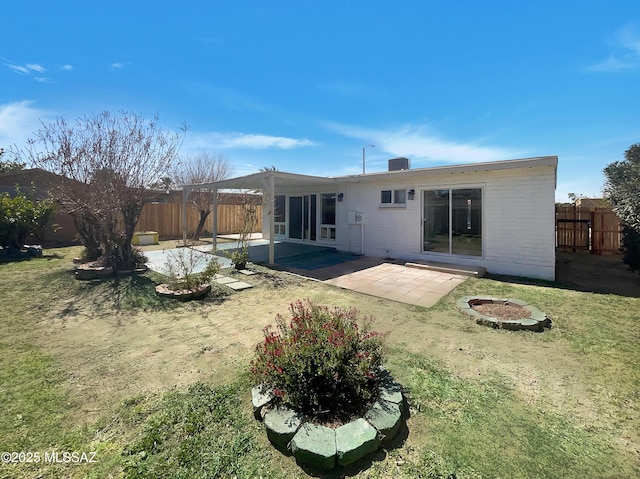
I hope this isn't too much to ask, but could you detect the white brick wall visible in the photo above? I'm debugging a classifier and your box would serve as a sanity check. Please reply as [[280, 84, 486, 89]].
[[340, 163, 556, 280], [263, 158, 557, 280]]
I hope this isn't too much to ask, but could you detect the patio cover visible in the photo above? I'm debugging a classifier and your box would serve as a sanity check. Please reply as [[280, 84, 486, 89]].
[[182, 170, 336, 264], [181, 156, 558, 265]]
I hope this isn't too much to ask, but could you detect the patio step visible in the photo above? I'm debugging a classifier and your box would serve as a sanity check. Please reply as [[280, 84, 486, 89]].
[[404, 261, 486, 277]]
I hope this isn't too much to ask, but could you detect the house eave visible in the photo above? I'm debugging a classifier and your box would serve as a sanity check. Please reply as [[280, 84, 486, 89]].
[[334, 156, 558, 183]]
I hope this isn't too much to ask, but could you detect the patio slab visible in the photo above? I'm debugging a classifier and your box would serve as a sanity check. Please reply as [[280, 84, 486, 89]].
[[324, 263, 465, 308], [145, 240, 467, 308]]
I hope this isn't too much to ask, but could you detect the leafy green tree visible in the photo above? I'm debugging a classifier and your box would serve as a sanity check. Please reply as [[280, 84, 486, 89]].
[[0, 186, 57, 250], [604, 143, 640, 271]]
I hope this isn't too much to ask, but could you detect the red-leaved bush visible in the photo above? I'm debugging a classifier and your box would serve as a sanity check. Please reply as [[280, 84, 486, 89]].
[[249, 300, 386, 419]]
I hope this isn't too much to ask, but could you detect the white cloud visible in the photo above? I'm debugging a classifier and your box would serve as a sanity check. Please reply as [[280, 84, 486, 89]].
[[6, 63, 30, 74], [110, 63, 125, 70], [185, 131, 317, 151], [0, 101, 50, 149], [323, 122, 517, 164], [6, 63, 47, 74], [587, 22, 640, 72], [26, 63, 45, 73], [61, 64, 74, 71], [587, 54, 636, 72]]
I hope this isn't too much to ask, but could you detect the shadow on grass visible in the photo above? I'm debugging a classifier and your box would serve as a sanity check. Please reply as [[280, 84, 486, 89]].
[[41, 268, 230, 317], [0, 251, 64, 264], [482, 253, 640, 298]]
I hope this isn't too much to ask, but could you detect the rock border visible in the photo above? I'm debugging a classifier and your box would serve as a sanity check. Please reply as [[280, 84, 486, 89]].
[[457, 295, 552, 331], [252, 370, 406, 470], [74, 261, 147, 280], [155, 283, 212, 301]]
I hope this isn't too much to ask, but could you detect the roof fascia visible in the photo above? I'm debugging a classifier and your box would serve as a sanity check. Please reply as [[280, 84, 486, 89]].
[[334, 156, 558, 183]]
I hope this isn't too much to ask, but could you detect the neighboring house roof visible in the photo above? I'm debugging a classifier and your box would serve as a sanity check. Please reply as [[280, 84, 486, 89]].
[[575, 197, 608, 208], [0, 168, 73, 199], [183, 156, 559, 191]]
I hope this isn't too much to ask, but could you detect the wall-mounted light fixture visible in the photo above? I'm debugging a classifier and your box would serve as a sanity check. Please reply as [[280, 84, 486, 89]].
[[408, 189, 415, 200], [338, 193, 344, 202]]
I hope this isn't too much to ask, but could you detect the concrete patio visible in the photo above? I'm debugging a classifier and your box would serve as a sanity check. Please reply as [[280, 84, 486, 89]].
[[146, 238, 470, 308]]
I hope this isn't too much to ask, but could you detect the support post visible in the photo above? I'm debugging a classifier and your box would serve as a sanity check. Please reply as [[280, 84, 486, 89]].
[[212, 188, 218, 252], [182, 187, 188, 246], [269, 173, 275, 265]]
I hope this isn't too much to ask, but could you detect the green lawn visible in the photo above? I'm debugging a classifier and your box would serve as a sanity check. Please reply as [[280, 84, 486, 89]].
[[0, 246, 638, 478]]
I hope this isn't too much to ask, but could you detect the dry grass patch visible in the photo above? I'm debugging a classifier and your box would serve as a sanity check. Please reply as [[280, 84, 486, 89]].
[[0, 247, 638, 478]]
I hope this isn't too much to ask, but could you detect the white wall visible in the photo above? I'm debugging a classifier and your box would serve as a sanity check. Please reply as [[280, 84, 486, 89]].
[[338, 164, 556, 280]]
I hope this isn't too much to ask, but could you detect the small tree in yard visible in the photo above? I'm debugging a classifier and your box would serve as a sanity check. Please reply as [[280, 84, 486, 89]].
[[163, 248, 220, 291], [250, 300, 387, 422], [229, 193, 259, 268], [19, 111, 184, 271], [173, 151, 233, 241], [0, 186, 57, 250], [604, 143, 640, 272]]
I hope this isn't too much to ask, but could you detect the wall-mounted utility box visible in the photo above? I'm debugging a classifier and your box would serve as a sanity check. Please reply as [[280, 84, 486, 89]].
[[347, 210, 364, 224]]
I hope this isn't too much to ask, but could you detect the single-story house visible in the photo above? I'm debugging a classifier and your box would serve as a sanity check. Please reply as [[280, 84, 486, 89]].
[[184, 156, 558, 280]]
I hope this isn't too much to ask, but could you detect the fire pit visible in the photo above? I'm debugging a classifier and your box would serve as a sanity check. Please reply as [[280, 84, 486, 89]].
[[457, 296, 551, 332]]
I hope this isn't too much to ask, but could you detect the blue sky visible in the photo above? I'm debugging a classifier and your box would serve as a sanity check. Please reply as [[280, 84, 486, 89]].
[[2, 1, 639, 201]]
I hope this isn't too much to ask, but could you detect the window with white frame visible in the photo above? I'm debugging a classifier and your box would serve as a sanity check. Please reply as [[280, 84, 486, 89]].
[[273, 195, 286, 236], [381, 189, 406, 205], [320, 193, 336, 241]]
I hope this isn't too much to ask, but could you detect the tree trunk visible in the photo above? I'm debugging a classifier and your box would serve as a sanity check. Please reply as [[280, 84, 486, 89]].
[[72, 213, 102, 261], [119, 203, 143, 269], [193, 209, 210, 241]]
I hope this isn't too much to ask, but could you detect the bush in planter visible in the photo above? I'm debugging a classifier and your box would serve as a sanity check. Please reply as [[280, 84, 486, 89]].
[[163, 248, 220, 291], [249, 300, 387, 421], [229, 247, 249, 269]]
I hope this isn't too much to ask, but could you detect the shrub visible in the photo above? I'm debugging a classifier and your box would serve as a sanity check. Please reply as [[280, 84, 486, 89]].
[[0, 186, 57, 250], [620, 224, 640, 272], [163, 248, 219, 291], [249, 300, 386, 421]]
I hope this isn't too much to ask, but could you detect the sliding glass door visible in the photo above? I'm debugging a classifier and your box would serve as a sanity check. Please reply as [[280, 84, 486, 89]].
[[288, 195, 317, 241], [422, 190, 450, 254], [422, 188, 482, 256]]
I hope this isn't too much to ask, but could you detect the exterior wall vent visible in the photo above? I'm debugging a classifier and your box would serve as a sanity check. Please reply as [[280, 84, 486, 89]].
[[388, 157, 411, 171]]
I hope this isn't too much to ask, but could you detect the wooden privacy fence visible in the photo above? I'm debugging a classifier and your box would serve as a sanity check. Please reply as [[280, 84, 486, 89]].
[[556, 205, 621, 255], [135, 202, 262, 239]]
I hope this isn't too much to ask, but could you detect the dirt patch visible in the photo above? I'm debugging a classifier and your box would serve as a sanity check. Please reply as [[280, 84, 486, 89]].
[[471, 303, 531, 320], [556, 251, 640, 297], [28, 251, 639, 464]]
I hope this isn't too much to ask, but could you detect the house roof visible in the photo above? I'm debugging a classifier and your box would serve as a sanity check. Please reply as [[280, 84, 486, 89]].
[[0, 168, 74, 198], [183, 170, 336, 192], [183, 156, 558, 191]]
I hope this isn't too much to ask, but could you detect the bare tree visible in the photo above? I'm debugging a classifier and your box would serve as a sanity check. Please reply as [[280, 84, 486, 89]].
[[173, 150, 233, 240], [20, 111, 184, 270]]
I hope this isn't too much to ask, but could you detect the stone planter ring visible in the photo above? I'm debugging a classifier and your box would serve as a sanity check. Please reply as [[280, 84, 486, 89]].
[[251, 369, 407, 470], [457, 296, 552, 332]]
